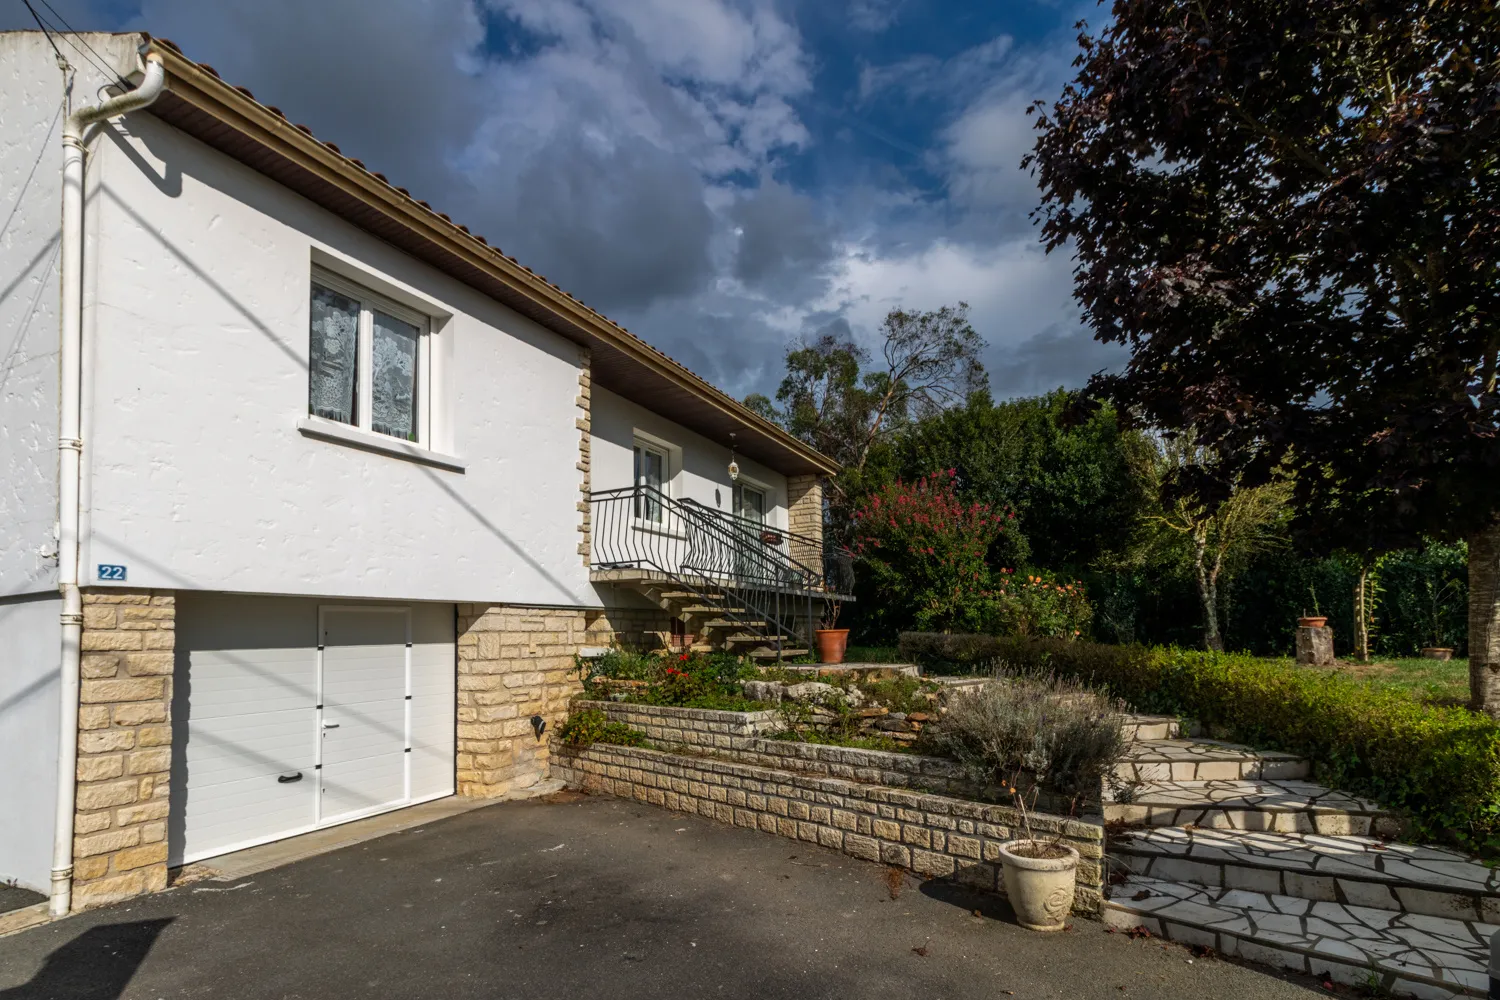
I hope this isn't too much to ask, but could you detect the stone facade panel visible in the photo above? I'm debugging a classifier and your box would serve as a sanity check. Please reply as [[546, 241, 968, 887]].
[[456, 604, 589, 798], [71, 590, 175, 911]]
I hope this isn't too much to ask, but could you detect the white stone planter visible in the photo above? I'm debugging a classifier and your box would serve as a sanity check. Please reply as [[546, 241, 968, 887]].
[[998, 839, 1080, 931]]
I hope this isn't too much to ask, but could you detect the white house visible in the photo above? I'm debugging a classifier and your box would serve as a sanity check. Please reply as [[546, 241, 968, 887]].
[[0, 31, 838, 915]]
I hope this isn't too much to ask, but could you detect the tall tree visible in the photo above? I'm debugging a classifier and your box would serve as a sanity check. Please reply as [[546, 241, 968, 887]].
[[1134, 438, 1294, 651], [1029, 2, 1500, 707], [868, 390, 1148, 572], [770, 305, 988, 515]]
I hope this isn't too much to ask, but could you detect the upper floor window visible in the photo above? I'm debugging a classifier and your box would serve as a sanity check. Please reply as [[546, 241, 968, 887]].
[[309, 269, 429, 444], [633, 442, 667, 523], [734, 484, 767, 524]]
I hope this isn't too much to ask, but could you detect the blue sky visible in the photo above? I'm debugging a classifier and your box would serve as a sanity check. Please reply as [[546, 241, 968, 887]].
[[8, 0, 1125, 401]]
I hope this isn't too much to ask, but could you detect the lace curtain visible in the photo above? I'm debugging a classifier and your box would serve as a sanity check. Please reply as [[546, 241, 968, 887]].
[[371, 310, 419, 440], [309, 285, 359, 423]]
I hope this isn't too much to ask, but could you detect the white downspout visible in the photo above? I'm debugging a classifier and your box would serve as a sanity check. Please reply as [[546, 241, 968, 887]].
[[50, 46, 166, 918]]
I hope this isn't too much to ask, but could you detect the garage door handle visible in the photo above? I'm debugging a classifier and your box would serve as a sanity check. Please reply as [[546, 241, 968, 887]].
[[277, 772, 303, 783], [322, 722, 340, 729]]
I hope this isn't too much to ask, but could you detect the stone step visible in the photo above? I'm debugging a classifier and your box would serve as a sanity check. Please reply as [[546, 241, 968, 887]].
[[748, 647, 809, 660], [678, 605, 747, 615], [723, 633, 789, 645], [1111, 827, 1500, 922], [1104, 779, 1397, 836], [1102, 874, 1490, 998], [702, 618, 768, 629], [1115, 738, 1310, 782], [1121, 714, 1181, 742], [657, 591, 724, 602]]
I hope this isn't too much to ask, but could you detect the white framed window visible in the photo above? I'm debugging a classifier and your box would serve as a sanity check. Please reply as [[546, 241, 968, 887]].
[[308, 267, 431, 446], [633, 441, 668, 523], [733, 483, 767, 524]]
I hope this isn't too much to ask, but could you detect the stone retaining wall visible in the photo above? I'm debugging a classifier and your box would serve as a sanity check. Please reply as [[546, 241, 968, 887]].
[[574, 699, 781, 746], [574, 699, 1084, 813], [554, 742, 1104, 913]]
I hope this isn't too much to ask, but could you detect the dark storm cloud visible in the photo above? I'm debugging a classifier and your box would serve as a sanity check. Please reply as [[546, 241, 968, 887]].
[[3, 1, 1121, 402], [729, 181, 836, 295], [987, 326, 1129, 399], [502, 132, 715, 310]]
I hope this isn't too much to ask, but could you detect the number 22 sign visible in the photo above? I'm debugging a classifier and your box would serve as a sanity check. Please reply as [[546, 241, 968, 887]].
[[97, 564, 127, 581]]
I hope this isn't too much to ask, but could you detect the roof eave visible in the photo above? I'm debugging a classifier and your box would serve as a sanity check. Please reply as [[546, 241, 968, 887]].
[[137, 38, 840, 479]]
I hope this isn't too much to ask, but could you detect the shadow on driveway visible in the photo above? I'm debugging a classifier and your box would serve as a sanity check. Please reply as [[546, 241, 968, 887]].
[[0, 919, 171, 1000]]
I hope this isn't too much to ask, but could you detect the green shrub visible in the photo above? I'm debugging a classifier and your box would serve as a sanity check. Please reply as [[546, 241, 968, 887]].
[[557, 709, 649, 749], [983, 571, 1094, 639], [921, 671, 1125, 801], [978, 636, 1500, 852], [898, 631, 1008, 671], [576, 649, 765, 710]]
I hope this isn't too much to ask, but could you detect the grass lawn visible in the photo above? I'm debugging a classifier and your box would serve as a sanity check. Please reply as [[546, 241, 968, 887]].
[[845, 640, 1472, 706], [1300, 655, 1471, 706]]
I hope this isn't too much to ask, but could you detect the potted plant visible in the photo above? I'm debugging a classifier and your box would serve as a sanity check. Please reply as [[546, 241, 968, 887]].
[[996, 783, 1081, 932], [815, 600, 849, 664], [922, 671, 1124, 932]]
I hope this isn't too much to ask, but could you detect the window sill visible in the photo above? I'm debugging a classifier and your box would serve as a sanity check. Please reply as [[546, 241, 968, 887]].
[[297, 417, 466, 472]]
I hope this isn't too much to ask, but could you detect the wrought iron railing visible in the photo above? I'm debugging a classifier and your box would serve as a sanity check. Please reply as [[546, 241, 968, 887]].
[[589, 486, 854, 658]]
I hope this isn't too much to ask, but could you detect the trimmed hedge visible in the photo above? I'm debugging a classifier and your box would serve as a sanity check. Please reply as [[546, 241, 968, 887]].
[[905, 633, 1500, 852], [898, 632, 1010, 673]]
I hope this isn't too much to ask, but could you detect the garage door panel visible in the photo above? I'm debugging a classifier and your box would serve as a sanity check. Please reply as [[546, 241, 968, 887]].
[[409, 628, 454, 800], [410, 744, 452, 798], [173, 595, 454, 865], [319, 609, 408, 822]]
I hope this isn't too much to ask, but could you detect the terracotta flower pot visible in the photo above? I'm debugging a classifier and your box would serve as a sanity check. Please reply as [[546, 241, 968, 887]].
[[815, 629, 850, 664], [1298, 616, 1328, 629], [1421, 647, 1454, 661], [998, 840, 1079, 931]]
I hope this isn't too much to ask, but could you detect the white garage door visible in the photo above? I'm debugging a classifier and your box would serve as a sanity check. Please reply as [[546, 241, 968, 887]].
[[170, 594, 455, 866]]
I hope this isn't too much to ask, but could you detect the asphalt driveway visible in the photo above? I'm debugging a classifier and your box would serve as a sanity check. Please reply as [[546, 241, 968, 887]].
[[0, 793, 1325, 999]]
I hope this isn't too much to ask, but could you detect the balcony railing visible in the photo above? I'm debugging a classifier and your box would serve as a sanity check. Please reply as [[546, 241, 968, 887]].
[[588, 486, 854, 655]]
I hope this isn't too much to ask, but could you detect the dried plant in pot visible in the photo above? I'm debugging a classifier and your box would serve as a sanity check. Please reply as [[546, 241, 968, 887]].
[[922, 668, 1125, 931]]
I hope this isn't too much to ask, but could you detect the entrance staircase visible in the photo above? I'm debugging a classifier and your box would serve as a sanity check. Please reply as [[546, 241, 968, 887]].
[[1105, 716, 1497, 997], [588, 486, 854, 662]]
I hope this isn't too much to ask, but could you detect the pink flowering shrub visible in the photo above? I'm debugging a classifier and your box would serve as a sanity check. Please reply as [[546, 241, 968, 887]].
[[849, 471, 1013, 632]]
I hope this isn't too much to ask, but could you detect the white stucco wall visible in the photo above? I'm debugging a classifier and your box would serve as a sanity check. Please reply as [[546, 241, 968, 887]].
[[590, 386, 789, 527], [76, 99, 592, 607], [0, 593, 61, 892], [0, 33, 83, 596]]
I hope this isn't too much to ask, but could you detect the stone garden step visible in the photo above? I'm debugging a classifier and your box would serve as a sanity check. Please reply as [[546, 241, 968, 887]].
[[1111, 827, 1500, 922], [1104, 779, 1397, 836], [1115, 738, 1310, 782], [702, 618, 769, 629], [748, 647, 809, 660], [1120, 714, 1182, 742], [1102, 873, 1491, 998]]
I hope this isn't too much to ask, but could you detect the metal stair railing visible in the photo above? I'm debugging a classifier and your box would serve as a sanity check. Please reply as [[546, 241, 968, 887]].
[[589, 486, 840, 660]]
